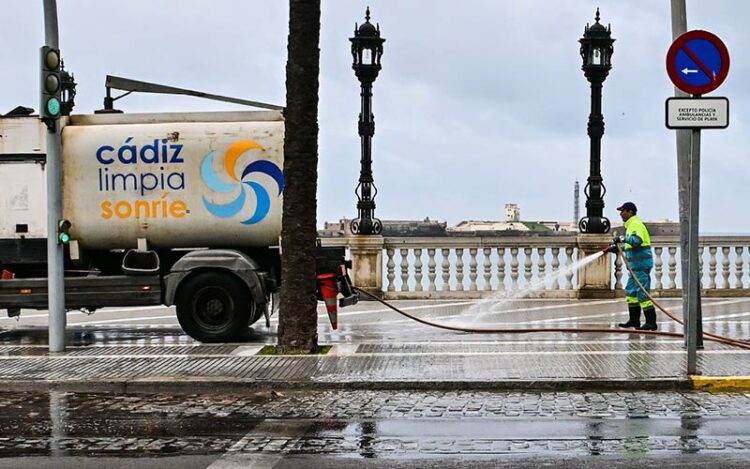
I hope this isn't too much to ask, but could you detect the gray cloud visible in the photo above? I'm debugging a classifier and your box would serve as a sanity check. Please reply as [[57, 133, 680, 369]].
[[2, 1, 748, 232]]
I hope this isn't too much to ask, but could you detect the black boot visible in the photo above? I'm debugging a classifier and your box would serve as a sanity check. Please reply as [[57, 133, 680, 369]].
[[618, 304, 641, 328], [637, 306, 657, 331]]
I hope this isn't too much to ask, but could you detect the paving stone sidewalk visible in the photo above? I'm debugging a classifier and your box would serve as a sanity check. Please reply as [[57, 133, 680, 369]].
[[0, 326, 748, 391]]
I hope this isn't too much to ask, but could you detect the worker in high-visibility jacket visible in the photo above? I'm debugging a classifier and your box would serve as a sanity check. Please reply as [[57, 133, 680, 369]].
[[607, 202, 657, 330]]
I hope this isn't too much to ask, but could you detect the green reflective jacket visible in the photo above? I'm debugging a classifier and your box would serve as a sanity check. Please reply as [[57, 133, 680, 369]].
[[623, 215, 653, 269]]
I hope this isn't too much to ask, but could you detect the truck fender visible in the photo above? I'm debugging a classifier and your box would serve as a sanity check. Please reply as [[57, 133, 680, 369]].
[[163, 249, 266, 306]]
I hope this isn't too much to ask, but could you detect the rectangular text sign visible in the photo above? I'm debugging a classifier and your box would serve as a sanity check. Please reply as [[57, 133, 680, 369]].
[[666, 97, 729, 129]]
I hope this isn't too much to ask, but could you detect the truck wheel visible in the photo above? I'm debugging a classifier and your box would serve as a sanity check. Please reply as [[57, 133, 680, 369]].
[[175, 272, 252, 342]]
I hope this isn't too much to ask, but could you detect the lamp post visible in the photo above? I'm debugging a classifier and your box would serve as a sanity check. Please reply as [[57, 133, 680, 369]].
[[578, 8, 614, 234], [350, 7, 385, 236]]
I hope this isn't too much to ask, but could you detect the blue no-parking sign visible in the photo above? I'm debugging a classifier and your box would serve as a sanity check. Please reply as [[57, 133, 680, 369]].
[[666, 30, 729, 95]]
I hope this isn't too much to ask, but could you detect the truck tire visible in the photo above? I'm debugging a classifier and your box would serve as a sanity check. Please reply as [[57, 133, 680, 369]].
[[175, 271, 253, 343], [248, 305, 265, 326]]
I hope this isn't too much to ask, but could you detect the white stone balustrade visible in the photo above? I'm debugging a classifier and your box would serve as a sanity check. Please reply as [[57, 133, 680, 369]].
[[320, 235, 750, 299]]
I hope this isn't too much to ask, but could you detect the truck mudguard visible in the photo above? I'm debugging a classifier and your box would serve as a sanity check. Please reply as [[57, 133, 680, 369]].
[[163, 249, 266, 306]]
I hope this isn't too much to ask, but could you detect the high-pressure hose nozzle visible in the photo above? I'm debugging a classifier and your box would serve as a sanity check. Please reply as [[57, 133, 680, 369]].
[[602, 235, 626, 254]]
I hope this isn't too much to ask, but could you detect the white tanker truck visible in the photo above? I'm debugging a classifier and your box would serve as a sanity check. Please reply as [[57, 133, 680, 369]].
[[0, 109, 357, 342]]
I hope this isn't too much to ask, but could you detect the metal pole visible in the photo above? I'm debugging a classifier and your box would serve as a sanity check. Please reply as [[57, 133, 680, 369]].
[[351, 79, 381, 236], [670, 0, 702, 352], [580, 80, 610, 234], [686, 127, 701, 374], [586, 82, 606, 222], [43, 0, 66, 352]]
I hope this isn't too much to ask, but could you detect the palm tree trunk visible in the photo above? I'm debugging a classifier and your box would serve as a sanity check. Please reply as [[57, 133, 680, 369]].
[[278, 0, 321, 353]]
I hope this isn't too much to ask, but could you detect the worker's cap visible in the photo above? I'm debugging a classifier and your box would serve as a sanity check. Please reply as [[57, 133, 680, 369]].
[[616, 202, 637, 212]]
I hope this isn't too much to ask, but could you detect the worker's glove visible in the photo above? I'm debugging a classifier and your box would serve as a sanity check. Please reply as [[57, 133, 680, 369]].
[[605, 243, 618, 254], [612, 235, 625, 245]]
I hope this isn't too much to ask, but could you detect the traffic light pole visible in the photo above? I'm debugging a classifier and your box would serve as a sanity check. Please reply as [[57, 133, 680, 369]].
[[43, 0, 66, 353]]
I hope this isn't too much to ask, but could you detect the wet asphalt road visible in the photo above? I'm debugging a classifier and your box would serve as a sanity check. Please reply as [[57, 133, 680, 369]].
[[0, 390, 749, 467]]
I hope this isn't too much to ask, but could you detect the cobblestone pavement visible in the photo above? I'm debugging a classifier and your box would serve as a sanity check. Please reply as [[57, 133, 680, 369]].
[[0, 336, 747, 388], [1, 390, 750, 464]]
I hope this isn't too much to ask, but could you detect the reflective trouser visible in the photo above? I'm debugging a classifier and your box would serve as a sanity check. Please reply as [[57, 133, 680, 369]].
[[625, 268, 653, 309]]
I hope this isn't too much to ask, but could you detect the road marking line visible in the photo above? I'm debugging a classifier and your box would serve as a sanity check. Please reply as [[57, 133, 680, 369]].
[[454, 299, 621, 316], [701, 299, 750, 307], [0, 354, 249, 360], [350, 339, 687, 345], [349, 350, 748, 356], [536, 313, 750, 325], [92, 305, 169, 314], [231, 346, 265, 356], [516, 312, 619, 325], [0, 343, 201, 348], [69, 315, 176, 325], [206, 420, 308, 468], [352, 300, 624, 326], [0, 305, 169, 321], [283, 301, 479, 321], [704, 311, 750, 320]]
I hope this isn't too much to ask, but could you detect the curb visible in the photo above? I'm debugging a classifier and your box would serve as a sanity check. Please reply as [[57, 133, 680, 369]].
[[691, 375, 750, 392], [0, 377, 693, 394]]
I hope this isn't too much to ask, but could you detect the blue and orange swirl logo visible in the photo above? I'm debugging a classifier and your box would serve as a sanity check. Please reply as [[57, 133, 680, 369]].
[[200, 141, 284, 225]]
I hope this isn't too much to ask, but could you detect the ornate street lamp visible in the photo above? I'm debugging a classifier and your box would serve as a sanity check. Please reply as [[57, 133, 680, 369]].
[[578, 8, 614, 234], [350, 7, 385, 235]]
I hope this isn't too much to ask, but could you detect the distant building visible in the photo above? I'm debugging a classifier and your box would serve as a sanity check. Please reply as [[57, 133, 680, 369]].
[[450, 220, 530, 233], [505, 203, 520, 222], [448, 203, 576, 235], [448, 220, 577, 235]]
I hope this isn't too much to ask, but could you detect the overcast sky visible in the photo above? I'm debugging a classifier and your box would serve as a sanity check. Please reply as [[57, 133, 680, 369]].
[[2, 1, 748, 233]]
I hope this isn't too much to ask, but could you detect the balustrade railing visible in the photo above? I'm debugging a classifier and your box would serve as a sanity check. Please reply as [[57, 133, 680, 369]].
[[320, 235, 750, 299], [649, 236, 750, 296], [380, 239, 580, 298]]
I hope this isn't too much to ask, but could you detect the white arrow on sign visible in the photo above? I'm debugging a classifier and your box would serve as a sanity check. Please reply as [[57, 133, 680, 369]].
[[682, 67, 699, 75]]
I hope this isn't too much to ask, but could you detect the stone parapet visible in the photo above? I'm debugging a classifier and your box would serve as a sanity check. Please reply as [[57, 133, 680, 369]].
[[349, 235, 384, 299], [577, 234, 614, 299]]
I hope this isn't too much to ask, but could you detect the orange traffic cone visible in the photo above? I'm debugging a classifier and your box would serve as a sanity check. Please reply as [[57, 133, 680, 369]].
[[317, 273, 338, 329]]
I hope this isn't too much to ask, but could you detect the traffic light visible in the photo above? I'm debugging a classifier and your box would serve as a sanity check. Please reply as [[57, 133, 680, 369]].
[[57, 219, 71, 245], [40, 46, 62, 121]]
